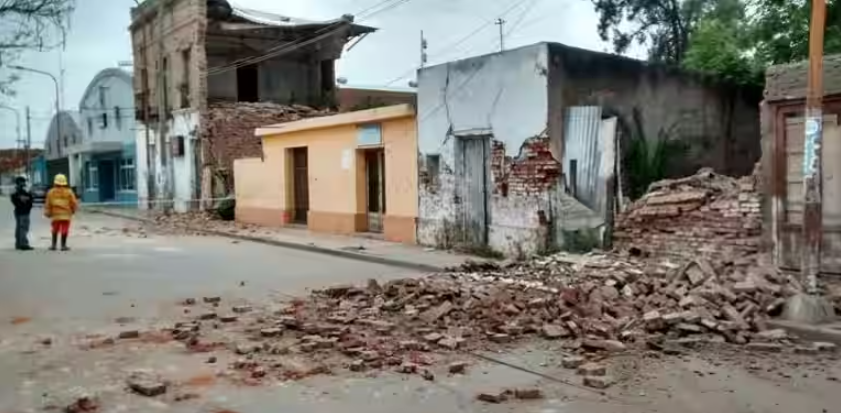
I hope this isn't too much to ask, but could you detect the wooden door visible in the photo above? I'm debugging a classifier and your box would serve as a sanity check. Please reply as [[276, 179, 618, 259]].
[[292, 147, 309, 224], [365, 149, 385, 233], [456, 136, 489, 247]]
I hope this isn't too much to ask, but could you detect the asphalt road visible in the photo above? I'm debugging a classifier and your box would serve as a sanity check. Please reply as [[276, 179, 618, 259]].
[[1, 203, 840, 413]]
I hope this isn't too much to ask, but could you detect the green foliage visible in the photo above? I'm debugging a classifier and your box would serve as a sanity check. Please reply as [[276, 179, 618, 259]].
[[590, 0, 718, 64], [623, 109, 684, 199], [750, 0, 841, 66], [561, 228, 601, 253], [682, 18, 762, 85]]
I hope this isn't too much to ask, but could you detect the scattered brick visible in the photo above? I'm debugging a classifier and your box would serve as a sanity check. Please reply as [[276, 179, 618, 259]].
[[127, 373, 167, 397], [514, 388, 543, 400], [561, 356, 586, 369], [448, 361, 468, 374], [583, 375, 614, 389], [577, 363, 607, 376]]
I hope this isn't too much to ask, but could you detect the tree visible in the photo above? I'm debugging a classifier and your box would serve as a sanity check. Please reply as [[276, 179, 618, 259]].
[[0, 0, 75, 95], [590, 0, 715, 64], [751, 0, 841, 66], [682, 0, 761, 84]]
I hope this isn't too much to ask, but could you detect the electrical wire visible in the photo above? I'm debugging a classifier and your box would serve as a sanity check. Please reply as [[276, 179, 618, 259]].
[[383, 0, 533, 86]]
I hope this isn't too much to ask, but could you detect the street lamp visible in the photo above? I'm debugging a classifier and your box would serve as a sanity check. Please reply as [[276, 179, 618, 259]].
[[9, 65, 61, 181]]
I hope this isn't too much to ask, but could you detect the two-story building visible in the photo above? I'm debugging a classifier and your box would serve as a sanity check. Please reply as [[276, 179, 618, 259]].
[[67, 68, 137, 205], [130, 0, 375, 212]]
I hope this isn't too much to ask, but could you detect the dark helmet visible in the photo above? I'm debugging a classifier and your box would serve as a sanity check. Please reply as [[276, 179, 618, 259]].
[[14, 175, 27, 186]]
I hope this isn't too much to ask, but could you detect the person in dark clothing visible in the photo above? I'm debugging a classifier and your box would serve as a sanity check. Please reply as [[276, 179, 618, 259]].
[[10, 176, 34, 251]]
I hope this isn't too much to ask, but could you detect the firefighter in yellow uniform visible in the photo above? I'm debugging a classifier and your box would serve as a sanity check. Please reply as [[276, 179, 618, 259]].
[[44, 174, 78, 251]]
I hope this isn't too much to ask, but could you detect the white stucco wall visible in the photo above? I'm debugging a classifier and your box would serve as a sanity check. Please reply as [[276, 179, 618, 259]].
[[135, 125, 150, 209], [78, 68, 135, 144], [416, 43, 554, 256], [136, 110, 197, 212]]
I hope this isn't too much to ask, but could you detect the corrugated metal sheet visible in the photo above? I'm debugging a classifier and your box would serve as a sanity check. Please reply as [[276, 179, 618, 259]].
[[563, 106, 602, 210]]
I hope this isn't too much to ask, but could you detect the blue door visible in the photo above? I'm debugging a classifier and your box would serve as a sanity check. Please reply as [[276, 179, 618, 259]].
[[99, 160, 116, 201]]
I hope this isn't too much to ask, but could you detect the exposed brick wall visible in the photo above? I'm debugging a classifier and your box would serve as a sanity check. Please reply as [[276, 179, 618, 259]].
[[490, 136, 562, 198], [614, 167, 762, 260], [201, 102, 333, 192]]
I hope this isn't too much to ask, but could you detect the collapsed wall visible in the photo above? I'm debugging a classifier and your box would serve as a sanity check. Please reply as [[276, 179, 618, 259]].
[[614, 167, 762, 260], [201, 102, 333, 194]]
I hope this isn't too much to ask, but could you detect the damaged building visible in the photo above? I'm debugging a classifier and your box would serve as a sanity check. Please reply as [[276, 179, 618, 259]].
[[129, 0, 375, 211], [416, 42, 762, 256]]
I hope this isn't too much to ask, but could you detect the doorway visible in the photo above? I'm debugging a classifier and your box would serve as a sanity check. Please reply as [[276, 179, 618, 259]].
[[365, 149, 386, 233], [236, 64, 258, 102], [291, 147, 309, 224], [98, 160, 116, 201], [455, 136, 490, 246]]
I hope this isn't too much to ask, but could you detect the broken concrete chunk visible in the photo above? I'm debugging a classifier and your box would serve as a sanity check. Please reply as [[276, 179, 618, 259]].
[[583, 339, 626, 352], [127, 373, 167, 397], [476, 391, 507, 404], [448, 361, 468, 374], [423, 332, 444, 343], [232, 305, 253, 314], [513, 388, 543, 400], [420, 301, 453, 323], [202, 296, 221, 304], [438, 337, 460, 350], [360, 350, 380, 362], [746, 342, 783, 353], [118, 330, 140, 339], [421, 369, 435, 381], [677, 323, 703, 334], [198, 312, 217, 320], [577, 362, 607, 376], [349, 360, 366, 372], [540, 324, 568, 339], [561, 356, 586, 369], [489, 333, 511, 343], [397, 362, 418, 374], [755, 329, 787, 341], [218, 314, 238, 323], [814, 342, 838, 352], [260, 328, 282, 338], [583, 375, 614, 389], [235, 343, 259, 355]]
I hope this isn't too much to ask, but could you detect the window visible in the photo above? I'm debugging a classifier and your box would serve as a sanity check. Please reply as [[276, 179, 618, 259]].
[[180, 48, 191, 108], [87, 117, 93, 135], [100, 113, 108, 129], [88, 163, 99, 189], [114, 107, 122, 130], [63, 135, 68, 149], [119, 158, 135, 190], [98, 86, 107, 108]]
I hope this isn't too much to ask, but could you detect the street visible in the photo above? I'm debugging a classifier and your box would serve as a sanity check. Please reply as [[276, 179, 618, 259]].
[[1, 203, 840, 413]]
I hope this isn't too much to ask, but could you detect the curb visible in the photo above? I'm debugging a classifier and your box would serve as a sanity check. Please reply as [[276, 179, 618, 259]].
[[86, 208, 444, 273], [767, 319, 841, 345]]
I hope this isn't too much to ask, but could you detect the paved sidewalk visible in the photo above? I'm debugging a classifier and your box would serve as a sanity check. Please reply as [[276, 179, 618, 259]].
[[86, 207, 476, 272]]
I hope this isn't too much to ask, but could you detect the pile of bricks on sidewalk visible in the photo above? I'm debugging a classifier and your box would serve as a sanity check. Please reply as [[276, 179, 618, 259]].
[[139, 249, 834, 391], [202, 102, 334, 173], [613, 166, 762, 261]]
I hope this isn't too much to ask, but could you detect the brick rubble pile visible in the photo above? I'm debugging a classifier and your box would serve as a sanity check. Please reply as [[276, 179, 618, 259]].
[[614, 167, 762, 260], [117, 249, 823, 389]]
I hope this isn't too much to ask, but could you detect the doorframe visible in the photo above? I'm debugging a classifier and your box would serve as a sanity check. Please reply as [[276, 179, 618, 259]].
[[454, 133, 491, 246], [287, 146, 309, 225], [362, 147, 386, 233]]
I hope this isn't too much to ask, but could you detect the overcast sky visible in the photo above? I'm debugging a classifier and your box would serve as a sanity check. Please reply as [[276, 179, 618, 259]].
[[0, 0, 619, 149]]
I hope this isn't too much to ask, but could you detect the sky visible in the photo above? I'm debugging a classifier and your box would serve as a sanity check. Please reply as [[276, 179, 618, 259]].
[[0, 0, 624, 149]]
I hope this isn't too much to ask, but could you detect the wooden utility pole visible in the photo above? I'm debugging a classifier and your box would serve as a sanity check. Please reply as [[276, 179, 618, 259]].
[[802, 0, 827, 295]]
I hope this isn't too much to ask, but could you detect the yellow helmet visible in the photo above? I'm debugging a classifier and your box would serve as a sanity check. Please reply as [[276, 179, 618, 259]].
[[53, 174, 68, 186]]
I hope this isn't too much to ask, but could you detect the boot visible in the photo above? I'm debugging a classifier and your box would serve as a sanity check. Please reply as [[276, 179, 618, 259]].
[[60, 234, 70, 251], [49, 233, 57, 251]]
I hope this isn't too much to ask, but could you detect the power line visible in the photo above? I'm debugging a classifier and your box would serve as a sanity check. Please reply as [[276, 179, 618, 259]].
[[383, 0, 532, 86]]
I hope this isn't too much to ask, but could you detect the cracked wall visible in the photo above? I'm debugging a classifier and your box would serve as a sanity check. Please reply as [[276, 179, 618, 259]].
[[417, 44, 563, 256]]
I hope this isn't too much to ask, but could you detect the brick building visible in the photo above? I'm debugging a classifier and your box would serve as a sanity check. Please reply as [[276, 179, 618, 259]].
[[129, 0, 375, 211], [416, 42, 761, 256]]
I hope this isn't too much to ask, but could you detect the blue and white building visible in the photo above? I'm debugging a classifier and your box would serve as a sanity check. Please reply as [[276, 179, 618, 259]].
[[67, 68, 137, 205]]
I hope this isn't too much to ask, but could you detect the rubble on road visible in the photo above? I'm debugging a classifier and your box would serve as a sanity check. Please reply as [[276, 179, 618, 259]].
[[63, 396, 99, 413], [614, 167, 762, 261], [126, 372, 167, 397]]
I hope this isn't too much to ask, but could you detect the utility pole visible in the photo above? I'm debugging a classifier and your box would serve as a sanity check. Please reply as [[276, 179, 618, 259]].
[[802, 0, 827, 295], [25, 106, 31, 180], [420, 30, 428, 68], [156, 0, 172, 211], [495, 18, 506, 52]]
